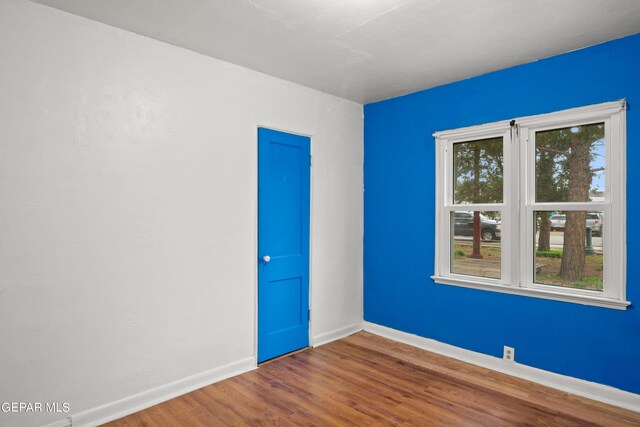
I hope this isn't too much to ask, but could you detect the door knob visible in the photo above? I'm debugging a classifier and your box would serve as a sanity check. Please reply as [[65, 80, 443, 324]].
[[263, 255, 271, 263]]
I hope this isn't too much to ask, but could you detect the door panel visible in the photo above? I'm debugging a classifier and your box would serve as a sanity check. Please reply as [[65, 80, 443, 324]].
[[258, 127, 310, 363]]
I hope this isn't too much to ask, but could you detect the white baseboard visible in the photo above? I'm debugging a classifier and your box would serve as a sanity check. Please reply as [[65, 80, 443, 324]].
[[54, 322, 639, 426], [41, 418, 71, 427], [364, 322, 640, 413], [69, 357, 256, 427], [311, 322, 363, 347]]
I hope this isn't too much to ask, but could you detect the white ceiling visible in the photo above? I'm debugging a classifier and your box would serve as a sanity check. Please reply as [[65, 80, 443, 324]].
[[31, 0, 640, 104]]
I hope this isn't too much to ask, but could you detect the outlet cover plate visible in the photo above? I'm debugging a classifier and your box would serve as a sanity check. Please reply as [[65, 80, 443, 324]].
[[503, 346, 515, 362]]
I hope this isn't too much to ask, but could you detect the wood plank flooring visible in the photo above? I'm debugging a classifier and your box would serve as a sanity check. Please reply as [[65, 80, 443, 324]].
[[105, 332, 640, 426]]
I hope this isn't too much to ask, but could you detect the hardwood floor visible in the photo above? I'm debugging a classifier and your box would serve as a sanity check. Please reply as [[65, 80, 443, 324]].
[[105, 332, 640, 426]]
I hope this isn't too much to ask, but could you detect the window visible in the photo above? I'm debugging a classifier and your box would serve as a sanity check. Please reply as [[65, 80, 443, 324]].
[[433, 101, 628, 309]]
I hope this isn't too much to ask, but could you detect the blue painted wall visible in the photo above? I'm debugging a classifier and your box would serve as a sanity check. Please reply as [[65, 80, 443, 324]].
[[364, 33, 640, 394]]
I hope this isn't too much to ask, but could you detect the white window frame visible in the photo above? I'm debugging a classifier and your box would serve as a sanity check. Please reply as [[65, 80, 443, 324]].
[[433, 101, 628, 310]]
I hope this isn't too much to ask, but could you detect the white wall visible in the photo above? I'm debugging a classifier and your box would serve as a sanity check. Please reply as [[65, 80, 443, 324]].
[[0, 1, 363, 426]]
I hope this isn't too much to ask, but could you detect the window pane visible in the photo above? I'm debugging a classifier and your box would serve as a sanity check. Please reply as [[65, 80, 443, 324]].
[[535, 122, 605, 203], [453, 137, 503, 204], [451, 211, 501, 279], [534, 210, 603, 292]]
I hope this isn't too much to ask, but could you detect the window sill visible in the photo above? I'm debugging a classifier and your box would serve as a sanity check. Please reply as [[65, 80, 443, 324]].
[[431, 275, 630, 310]]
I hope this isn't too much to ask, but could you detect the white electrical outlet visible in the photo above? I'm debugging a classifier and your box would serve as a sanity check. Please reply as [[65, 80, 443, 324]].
[[503, 346, 515, 362]]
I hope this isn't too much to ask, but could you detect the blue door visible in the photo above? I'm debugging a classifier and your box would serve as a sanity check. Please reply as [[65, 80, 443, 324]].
[[258, 127, 310, 363]]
